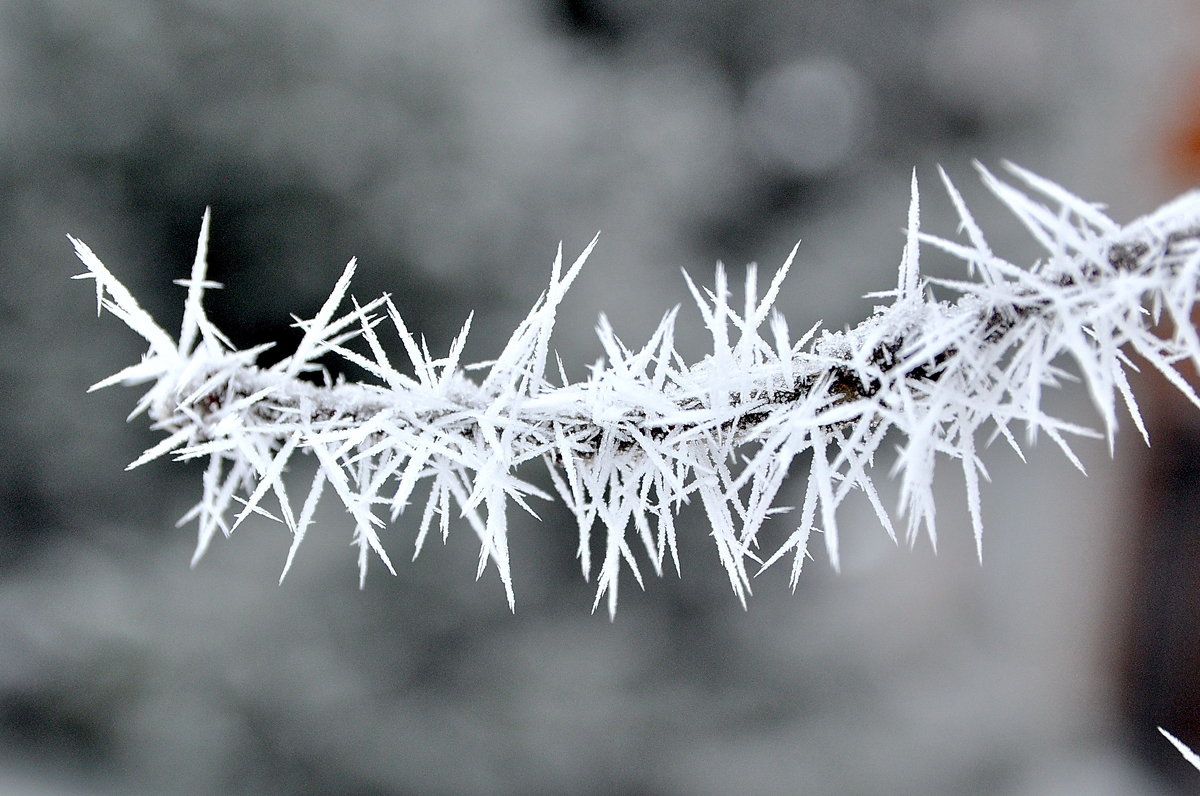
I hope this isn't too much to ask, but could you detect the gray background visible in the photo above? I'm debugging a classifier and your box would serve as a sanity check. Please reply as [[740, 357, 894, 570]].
[[1, 1, 1197, 793]]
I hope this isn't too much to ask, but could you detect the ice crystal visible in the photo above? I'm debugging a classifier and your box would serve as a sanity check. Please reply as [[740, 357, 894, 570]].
[[72, 163, 1200, 614], [1160, 727, 1200, 772]]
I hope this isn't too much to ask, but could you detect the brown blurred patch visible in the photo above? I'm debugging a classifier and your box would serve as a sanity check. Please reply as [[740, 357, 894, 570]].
[[1163, 70, 1200, 188], [1119, 71, 1200, 783]]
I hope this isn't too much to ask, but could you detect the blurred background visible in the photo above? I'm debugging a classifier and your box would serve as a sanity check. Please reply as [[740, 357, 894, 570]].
[[2, 0, 1200, 792]]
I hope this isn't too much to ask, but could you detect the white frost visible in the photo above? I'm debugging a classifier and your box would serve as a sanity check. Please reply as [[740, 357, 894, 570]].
[[73, 163, 1200, 614]]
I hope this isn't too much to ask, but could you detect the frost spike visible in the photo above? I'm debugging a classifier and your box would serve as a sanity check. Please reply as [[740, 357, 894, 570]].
[[177, 207, 215, 357]]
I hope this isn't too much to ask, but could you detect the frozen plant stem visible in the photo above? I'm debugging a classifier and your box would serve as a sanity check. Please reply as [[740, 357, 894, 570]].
[[73, 163, 1200, 615]]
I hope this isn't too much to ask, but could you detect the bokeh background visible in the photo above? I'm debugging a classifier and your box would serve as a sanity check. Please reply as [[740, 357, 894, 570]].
[[3, 1, 1200, 793]]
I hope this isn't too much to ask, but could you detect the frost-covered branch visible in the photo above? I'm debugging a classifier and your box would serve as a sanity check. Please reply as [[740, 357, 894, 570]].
[[72, 163, 1200, 614]]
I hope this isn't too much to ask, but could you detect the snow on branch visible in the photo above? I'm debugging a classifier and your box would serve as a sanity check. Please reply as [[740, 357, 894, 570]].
[[72, 163, 1200, 614]]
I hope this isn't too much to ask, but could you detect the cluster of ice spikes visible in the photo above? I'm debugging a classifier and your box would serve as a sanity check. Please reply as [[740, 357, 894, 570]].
[[72, 163, 1200, 614]]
